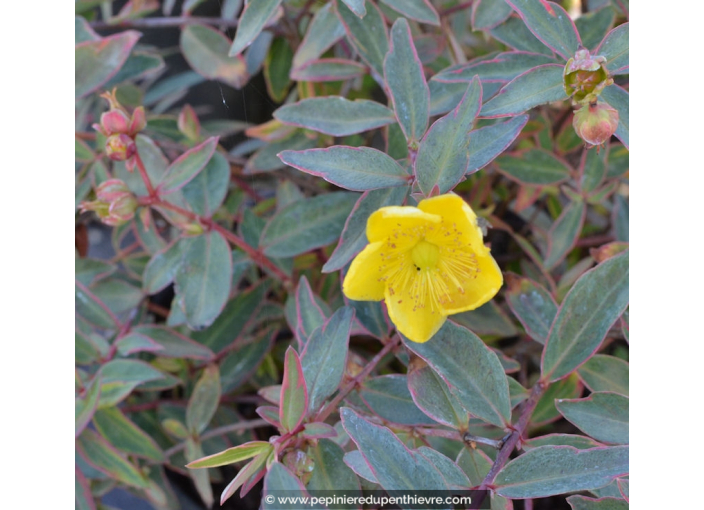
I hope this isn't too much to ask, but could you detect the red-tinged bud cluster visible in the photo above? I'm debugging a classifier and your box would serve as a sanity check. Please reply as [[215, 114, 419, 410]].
[[93, 89, 147, 171], [80, 179, 138, 226], [564, 48, 613, 105], [573, 102, 619, 147]]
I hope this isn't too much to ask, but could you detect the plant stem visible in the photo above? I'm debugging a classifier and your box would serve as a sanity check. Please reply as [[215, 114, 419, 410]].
[[315, 336, 401, 422], [134, 152, 157, 197], [89, 16, 240, 31]]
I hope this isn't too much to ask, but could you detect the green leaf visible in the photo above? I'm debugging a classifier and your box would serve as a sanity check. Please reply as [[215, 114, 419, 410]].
[[456, 446, 492, 486], [159, 137, 219, 194], [359, 375, 435, 425], [416, 78, 482, 196], [280, 146, 409, 191], [597, 23, 628, 75], [230, 0, 282, 56], [142, 238, 187, 294], [75, 15, 98, 43], [567, 496, 629, 510], [494, 445, 629, 498], [186, 364, 221, 435], [181, 24, 248, 88], [221, 329, 273, 393], [280, 347, 308, 433], [403, 321, 511, 428], [542, 251, 629, 381], [417, 446, 471, 488], [105, 52, 165, 88], [472, 0, 513, 30], [174, 230, 233, 330], [185, 439, 214, 507], [577, 355, 629, 396], [91, 278, 142, 316], [532, 373, 582, 425], [275, 97, 395, 137], [245, 131, 318, 173], [181, 152, 230, 217], [384, 18, 430, 144], [75, 466, 96, 510], [495, 148, 571, 185], [337, 0, 388, 79], [75, 258, 115, 287], [490, 16, 555, 56], [505, 274, 557, 344], [575, 7, 615, 51], [293, 3, 346, 69], [580, 146, 607, 193], [114, 332, 163, 356], [302, 307, 354, 413], [556, 392, 629, 445], [76, 30, 140, 98], [220, 449, 270, 504], [407, 360, 469, 429], [343, 450, 378, 483], [523, 433, 604, 451], [544, 199, 586, 269], [260, 192, 358, 257], [264, 37, 293, 102], [480, 64, 567, 117], [187, 440, 272, 468], [340, 0, 366, 17], [291, 58, 367, 82], [505, 0, 581, 60], [434, 52, 556, 83], [349, 300, 391, 340], [600, 84, 629, 149], [262, 463, 313, 509], [76, 429, 149, 488], [193, 283, 269, 352], [75, 281, 118, 329], [324, 186, 408, 273], [294, 276, 327, 343], [97, 359, 166, 408], [381, 0, 440, 25], [144, 71, 205, 106], [613, 193, 628, 242], [76, 376, 101, 438], [452, 301, 518, 339], [93, 407, 164, 462], [307, 439, 363, 501], [466, 115, 528, 174], [341, 408, 450, 490]]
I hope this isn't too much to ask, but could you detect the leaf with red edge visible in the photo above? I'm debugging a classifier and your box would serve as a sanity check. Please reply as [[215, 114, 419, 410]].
[[290, 58, 366, 82], [75, 465, 96, 510], [544, 198, 587, 270], [76, 30, 141, 98], [279, 347, 308, 433], [229, 0, 282, 56], [220, 449, 271, 504], [505, 273, 557, 344], [295, 275, 327, 345], [596, 23, 629, 75], [181, 24, 248, 87], [292, 3, 346, 69], [256, 406, 282, 428], [76, 376, 101, 438], [504, 0, 581, 60], [76, 429, 150, 489], [336, 0, 388, 79], [186, 441, 272, 468], [567, 495, 629, 510], [381, 0, 440, 25], [158, 137, 219, 194]]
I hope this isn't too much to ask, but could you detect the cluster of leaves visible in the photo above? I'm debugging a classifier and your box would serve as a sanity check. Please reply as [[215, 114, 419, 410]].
[[76, 0, 628, 509]]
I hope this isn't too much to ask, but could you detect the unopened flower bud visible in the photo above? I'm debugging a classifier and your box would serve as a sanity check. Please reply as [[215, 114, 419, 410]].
[[80, 179, 138, 227], [105, 133, 136, 162], [99, 109, 131, 136], [573, 102, 619, 147], [564, 48, 613, 104], [128, 106, 147, 135], [108, 194, 139, 224], [178, 104, 201, 141], [96, 179, 131, 202]]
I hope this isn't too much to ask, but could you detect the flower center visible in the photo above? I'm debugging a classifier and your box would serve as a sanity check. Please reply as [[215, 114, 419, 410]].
[[411, 240, 439, 271]]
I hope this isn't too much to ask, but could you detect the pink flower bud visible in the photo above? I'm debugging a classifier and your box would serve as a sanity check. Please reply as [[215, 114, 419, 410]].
[[573, 102, 619, 147], [128, 106, 147, 136], [96, 179, 131, 202], [105, 134, 136, 161], [100, 109, 131, 136], [564, 48, 612, 105], [108, 194, 138, 223], [80, 179, 138, 227]]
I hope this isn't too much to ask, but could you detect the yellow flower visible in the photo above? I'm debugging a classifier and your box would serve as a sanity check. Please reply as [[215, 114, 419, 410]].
[[343, 194, 503, 343]]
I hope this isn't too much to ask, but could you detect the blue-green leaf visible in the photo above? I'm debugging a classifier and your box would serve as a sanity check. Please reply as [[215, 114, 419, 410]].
[[600, 84, 629, 149], [466, 115, 528, 174], [596, 23, 628, 75], [230, 0, 282, 56], [337, 0, 388, 79], [481, 64, 567, 117], [556, 392, 629, 445]]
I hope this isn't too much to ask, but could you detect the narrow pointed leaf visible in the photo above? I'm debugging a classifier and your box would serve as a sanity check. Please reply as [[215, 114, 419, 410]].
[[291, 58, 367, 82], [307, 439, 363, 495], [574, 7, 616, 51], [381, 0, 440, 25], [359, 375, 435, 425], [600, 84, 629, 149], [76, 376, 102, 437], [495, 148, 571, 185], [556, 392, 629, 444], [75, 466, 96, 510], [275, 97, 395, 136], [295, 276, 327, 343], [262, 463, 312, 509], [495, 446, 629, 498], [186, 441, 272, 468], [181, 152, 230, 217], [417, 447, 471, 488], [96, 359, 165, 408], [76, 31, 140, 98], [230, 0, 282, 56], [280, 146, 409, 191], [76, 429, 149, 488], [302, 307, 354, 413], [456, 446, 492, 486], [472, 0, 513, 30], [220, 450, 270, 505], [174, 230, 232, 330], [466, 114, 529, 174], [324, 186, 408, 273], [407, 359, 469, 429], [504, 0, 581, 60], [577, 355, 629, 396], [542, 251, 629, 381], [505, 274, 557, 344], [293, 3, 346, 69], [75, 281, 119, 329], [416, 78, 482, 196], [186, 364, 221, 435], [159, 137, 219, 194], [92, 407, 164, 462], [343, 450, 378, 483], [384, 18, 430, 144], [341, 0, 366, 16], [337, 0, 388, 79], [490, 15, 555, 56], [280, 347, 308, 432], [596, 23, 629, 75], [181, 24, 248, 87], [260, 192, 358, 257], [480, 64, 567, 117], [544, 199, 586, 269], [341, 408, 450, 490], [567, 495, 629, 510], [403, 321, 511, 428], [142, 238, 186, 294], [132, 325, 215, 360], [434, 52, 556, 83]]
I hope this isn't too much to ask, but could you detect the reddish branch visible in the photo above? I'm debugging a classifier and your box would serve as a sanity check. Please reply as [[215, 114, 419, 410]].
[[89, 16, 240, 31]]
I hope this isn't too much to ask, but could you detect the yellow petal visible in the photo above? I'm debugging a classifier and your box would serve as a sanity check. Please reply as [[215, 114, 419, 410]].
[[418, 194, 487, 255], [441, 251, 503, 315], [385, 287, 446, 343], [342, 241, 386, 301], [367, 206, 440, 244]]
